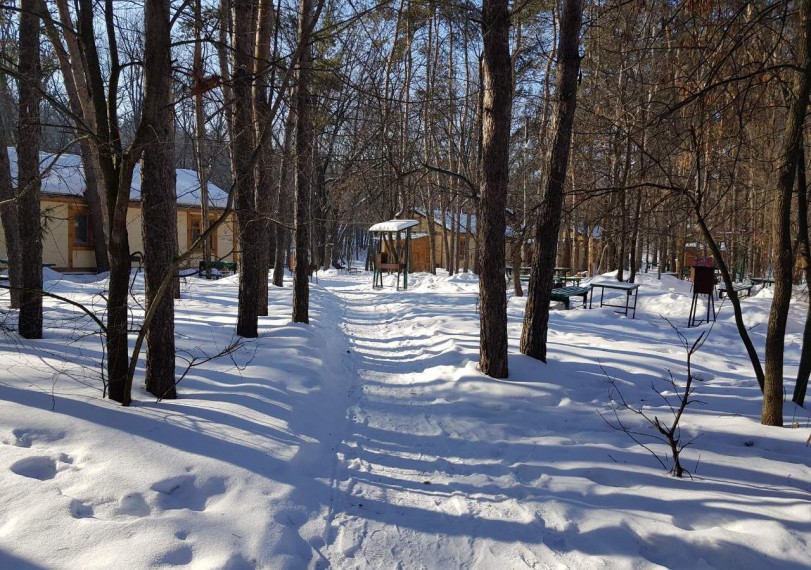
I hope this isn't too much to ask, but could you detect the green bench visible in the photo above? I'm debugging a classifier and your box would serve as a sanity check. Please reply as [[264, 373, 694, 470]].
[[199, 260, 237, 277], [551, 286, 591, 309], [718, 283, 752, 298]]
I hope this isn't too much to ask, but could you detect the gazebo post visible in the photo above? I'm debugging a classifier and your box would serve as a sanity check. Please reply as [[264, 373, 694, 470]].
[[371, 232, 381, 288], [404, 227, 411, 290]]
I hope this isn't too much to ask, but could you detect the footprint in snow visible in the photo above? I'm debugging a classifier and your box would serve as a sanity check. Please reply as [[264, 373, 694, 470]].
[[115, 492, 152, 518], [151, 475, 227, 511], [274, 507, 309, 528], [154, 545, 194, 566], [220, 553, 258, 570], [10, 456, 58, 480], [9, 428, 66, 448], [69, 498, 94, 519]]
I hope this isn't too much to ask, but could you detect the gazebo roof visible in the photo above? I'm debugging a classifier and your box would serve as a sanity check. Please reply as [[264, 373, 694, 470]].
[[368, 219, 419, 233]]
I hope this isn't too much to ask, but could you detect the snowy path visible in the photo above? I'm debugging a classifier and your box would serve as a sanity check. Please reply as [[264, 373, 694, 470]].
[[318, 276, 569, 569]]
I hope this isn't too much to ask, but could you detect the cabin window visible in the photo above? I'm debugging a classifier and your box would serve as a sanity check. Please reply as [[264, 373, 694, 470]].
[[73, 209, 93, 246], [189, 215, 216, 252]]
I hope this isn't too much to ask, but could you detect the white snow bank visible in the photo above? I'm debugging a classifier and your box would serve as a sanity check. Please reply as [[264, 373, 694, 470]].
[[0, 269, 808, 569]]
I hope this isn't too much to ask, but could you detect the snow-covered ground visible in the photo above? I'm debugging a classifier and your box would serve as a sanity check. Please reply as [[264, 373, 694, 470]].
[[0, 269, 809, 569]]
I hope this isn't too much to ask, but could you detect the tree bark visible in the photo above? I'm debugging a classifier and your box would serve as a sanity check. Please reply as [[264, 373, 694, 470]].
[[17, 0, 43, 339], [792, 142, 811, 406], [478, 0, 512, 378], [255, 145, 272, 316], [193, 0, 211, 279], [254, 0, 274, 317], [44, 0, 109, 272], [273, 105, 296, 288], [232, 0, 260, 337], [141, 0, 177, 399], [520, 0, 583, 362], [763, 0, 811, 426], [292, 0, 316, 323], [0, 120, 22, 309], [76, 0, 140, 404]]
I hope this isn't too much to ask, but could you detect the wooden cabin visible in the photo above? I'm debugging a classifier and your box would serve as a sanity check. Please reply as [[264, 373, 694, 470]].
[[1, 149, 238, 272], [408, 208, 478, 272]]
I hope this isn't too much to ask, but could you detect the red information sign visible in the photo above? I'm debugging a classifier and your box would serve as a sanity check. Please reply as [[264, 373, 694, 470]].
[[692, 256, 714, 268]]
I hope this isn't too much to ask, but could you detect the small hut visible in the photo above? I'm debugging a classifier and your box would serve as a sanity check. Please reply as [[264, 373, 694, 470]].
[[368, 219, 419, 290]]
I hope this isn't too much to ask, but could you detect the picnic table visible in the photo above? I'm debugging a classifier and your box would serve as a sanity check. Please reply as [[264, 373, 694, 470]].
[[559, 276, 583, 286], [589, 281, 640, 319], [750, 277, 774, 288], [506, 266, 531, 279], [718, 282, 753, 299], [551, 286, 590, 310], [513, 272, 583, 288]]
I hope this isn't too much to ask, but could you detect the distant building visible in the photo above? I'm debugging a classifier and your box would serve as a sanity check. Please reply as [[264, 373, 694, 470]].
[[1, 149, 237, 271]]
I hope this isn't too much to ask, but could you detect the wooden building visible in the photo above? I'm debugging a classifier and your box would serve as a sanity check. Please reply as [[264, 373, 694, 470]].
[[0, 149, 237, 272], [408, 208, 478, 272]]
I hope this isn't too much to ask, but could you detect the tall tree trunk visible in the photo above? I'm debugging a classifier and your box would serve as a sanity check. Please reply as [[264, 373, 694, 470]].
[[193, 0, 211, 279], [0, 120, 22, 309], [273, 105, 296, 288], [478, 0, 512, 378], [41, 2, 109, 272], [793, 143, 811, 406], [312, 158, 328, 270], [520, 0, 583, 361], [76, 0, 141, 404], [254, 0, 274, 317], [422, 7, 437, 275], [255, 143, 272, 316], [17, 0, 43, 339], [81, 0, 129, 402], [440, 199, 451, 270], [763, 0, 811, 426], [141, 0, 177, 399], [628, 191, 643, 283], [232, 0, 260, 337], [293, 0, 315, 323], [463, 210, 472, 273]]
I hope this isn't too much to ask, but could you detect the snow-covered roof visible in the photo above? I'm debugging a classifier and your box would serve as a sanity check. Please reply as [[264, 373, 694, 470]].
[[6, 147, 228, 209], [413, 207, 471, 232], [412, 207, 516, 237], [130, 165, 229, 208], [368, 219, 419, 232]]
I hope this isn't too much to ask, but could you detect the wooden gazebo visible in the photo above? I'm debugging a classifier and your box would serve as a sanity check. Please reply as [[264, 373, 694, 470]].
[[368, 219, 419, 290]]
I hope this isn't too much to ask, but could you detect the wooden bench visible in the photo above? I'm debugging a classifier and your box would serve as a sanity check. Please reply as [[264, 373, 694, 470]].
[[550, 286, 591, 310], [718, 283, 752, 298], [750, 277, 774, 288], [199, 260, 237, 277]]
